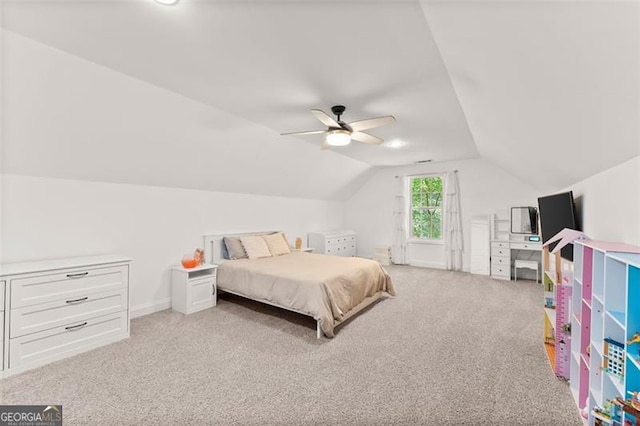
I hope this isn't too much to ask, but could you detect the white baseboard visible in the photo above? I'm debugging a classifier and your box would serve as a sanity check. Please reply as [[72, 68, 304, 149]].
[[408, 260, 445, 269], [131, 298, 171, 319], [407, 260, 471, 272]]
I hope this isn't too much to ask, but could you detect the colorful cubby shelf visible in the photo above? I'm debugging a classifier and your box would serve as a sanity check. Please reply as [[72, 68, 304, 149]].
[[568, 241, 640, 426]]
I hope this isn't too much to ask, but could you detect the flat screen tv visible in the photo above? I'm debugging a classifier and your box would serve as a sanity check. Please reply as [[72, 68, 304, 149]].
[[537, 191, 579, 261]]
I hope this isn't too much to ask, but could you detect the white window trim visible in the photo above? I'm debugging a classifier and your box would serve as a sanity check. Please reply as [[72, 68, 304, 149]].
[[406, 173, 445, 242]]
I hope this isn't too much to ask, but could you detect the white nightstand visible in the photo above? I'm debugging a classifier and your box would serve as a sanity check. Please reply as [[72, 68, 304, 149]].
[[171, 263, 218, 314], [292, 247, 314, 253]]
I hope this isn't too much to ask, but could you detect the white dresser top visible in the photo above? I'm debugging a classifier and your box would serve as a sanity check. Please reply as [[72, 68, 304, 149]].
[[310, 230, 355, 237], [0, 254, 131, 277]]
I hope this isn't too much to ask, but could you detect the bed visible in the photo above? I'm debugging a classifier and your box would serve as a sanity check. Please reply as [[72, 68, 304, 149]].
[[203, 232, 395, 338]]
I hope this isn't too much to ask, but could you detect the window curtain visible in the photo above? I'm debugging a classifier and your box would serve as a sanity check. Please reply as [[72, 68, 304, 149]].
[[444, 171, 463, 271], [392, 177, 408, 265]]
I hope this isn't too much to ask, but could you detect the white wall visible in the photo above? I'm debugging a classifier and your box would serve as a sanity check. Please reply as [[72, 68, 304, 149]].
[[1, 174, 345, 317], [565, 156, 640, 246], [344, 158, 540, 270]]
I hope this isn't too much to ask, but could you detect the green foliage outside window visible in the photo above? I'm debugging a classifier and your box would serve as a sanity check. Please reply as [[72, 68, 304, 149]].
[[410, 176, 443, 239]]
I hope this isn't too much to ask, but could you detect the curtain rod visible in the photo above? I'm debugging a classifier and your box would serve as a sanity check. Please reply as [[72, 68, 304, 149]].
[[394, 170, 458, 178]]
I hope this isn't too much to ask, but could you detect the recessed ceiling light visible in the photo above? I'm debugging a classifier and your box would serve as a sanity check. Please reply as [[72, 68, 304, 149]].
[[155, 0, 179, 5], [385, 139, 406, 149]]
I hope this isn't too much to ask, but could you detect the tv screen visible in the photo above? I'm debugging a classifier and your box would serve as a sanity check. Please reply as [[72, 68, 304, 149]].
[[537, 191, 578, 261]]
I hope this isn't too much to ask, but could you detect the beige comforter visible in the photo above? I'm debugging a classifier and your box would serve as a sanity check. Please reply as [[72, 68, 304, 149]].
[[217, 252, 395, 337]]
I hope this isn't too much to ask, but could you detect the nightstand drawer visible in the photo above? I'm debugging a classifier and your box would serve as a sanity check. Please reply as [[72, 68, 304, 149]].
[[491, 241, 509, 249], [187, 278, 216, 312], [10, 288, 128, 338]]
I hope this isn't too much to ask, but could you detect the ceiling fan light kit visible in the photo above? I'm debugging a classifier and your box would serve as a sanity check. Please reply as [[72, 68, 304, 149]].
[[326, 129, 351, 147], [281, 105, 396, 150]]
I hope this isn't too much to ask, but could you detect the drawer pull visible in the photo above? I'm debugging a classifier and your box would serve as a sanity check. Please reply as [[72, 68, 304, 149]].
[[66, 272, 89, 279], [65, 322, 88, 331], [66, 296, 89, 304]]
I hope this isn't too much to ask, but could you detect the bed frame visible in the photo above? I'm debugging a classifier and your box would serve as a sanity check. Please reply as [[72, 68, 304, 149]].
[[203, 232, 323, 339]]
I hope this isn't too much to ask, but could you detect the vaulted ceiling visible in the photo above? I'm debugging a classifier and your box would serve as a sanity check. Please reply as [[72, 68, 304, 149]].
[[1, 0, 637, 198]]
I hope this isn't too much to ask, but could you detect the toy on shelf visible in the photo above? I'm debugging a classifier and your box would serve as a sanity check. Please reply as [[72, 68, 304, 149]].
[[612, 392, 640, 426], [630, 333, 640, 364], [602, 338, 625, 379], [593, 401, 614, 422]]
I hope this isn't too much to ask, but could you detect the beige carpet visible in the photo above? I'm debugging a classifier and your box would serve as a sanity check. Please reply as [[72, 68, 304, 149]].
[[0, 266, 581, 425]]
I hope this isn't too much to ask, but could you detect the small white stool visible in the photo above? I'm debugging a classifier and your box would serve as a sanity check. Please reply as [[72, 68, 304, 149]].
[[514, 260, 539, 282]]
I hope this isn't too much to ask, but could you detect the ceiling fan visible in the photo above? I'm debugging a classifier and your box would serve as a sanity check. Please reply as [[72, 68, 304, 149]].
[[281, 105, 396, 150]]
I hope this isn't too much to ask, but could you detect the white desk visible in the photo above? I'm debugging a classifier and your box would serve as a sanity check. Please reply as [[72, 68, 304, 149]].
[[490, 240, 542, 281]]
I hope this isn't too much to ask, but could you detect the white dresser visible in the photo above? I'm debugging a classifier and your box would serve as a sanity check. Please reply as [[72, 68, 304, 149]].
[[490, 240, 511, 280], [308, 230, 356, 257], [0, 255, 131, 378]]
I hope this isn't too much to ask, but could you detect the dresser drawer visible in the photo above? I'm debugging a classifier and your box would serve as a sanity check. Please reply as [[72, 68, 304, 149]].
[[491, 248, 509, 257], [9, 311, 128, 369], [491, 241, 509, 249], [10, 288, 128, 338], [11, 265, 128, 309], [491, 264, 510, 277], [491, 256, 510, 266], [510, 242, 542, 251]]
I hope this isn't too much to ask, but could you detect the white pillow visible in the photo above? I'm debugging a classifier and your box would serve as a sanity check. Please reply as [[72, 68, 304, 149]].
[[262, 233, 291, 256], [240, 235, 272, 259]]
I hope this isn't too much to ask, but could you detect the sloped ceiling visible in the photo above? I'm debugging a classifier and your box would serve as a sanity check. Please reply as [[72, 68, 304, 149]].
[[421, 1, 639, 192], [0, 0, 637, 199]]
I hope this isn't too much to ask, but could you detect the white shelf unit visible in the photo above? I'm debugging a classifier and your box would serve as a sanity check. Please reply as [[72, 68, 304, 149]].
[[569, 241, 640, 425], [491, 209, 510, 241]]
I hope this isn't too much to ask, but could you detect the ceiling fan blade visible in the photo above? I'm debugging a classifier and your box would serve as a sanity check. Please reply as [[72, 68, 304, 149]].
[[348, 115, 396, 132], [351, 131, 383, 145], [311, 109, 341, 128], [280, 130, 326, 136]]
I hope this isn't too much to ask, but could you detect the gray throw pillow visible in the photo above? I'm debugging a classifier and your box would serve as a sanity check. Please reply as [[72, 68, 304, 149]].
[[224, 237, 248, 260]]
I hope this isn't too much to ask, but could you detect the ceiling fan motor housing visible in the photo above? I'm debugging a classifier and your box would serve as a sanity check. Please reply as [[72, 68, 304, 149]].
[[331, 105, 346, 120]]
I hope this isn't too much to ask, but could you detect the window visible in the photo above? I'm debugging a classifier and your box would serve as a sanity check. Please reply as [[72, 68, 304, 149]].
[[409, 175, 443, 240]]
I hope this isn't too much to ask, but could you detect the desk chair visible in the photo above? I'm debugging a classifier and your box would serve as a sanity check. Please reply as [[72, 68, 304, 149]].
[[514, 259, 539, 283]]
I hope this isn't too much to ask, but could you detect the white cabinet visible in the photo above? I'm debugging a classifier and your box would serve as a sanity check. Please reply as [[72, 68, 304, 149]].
[[308, 230, 356, 257], [171, 264, 217, 315], [470, 215, 490, 275], [0, 255, 131, 377]]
